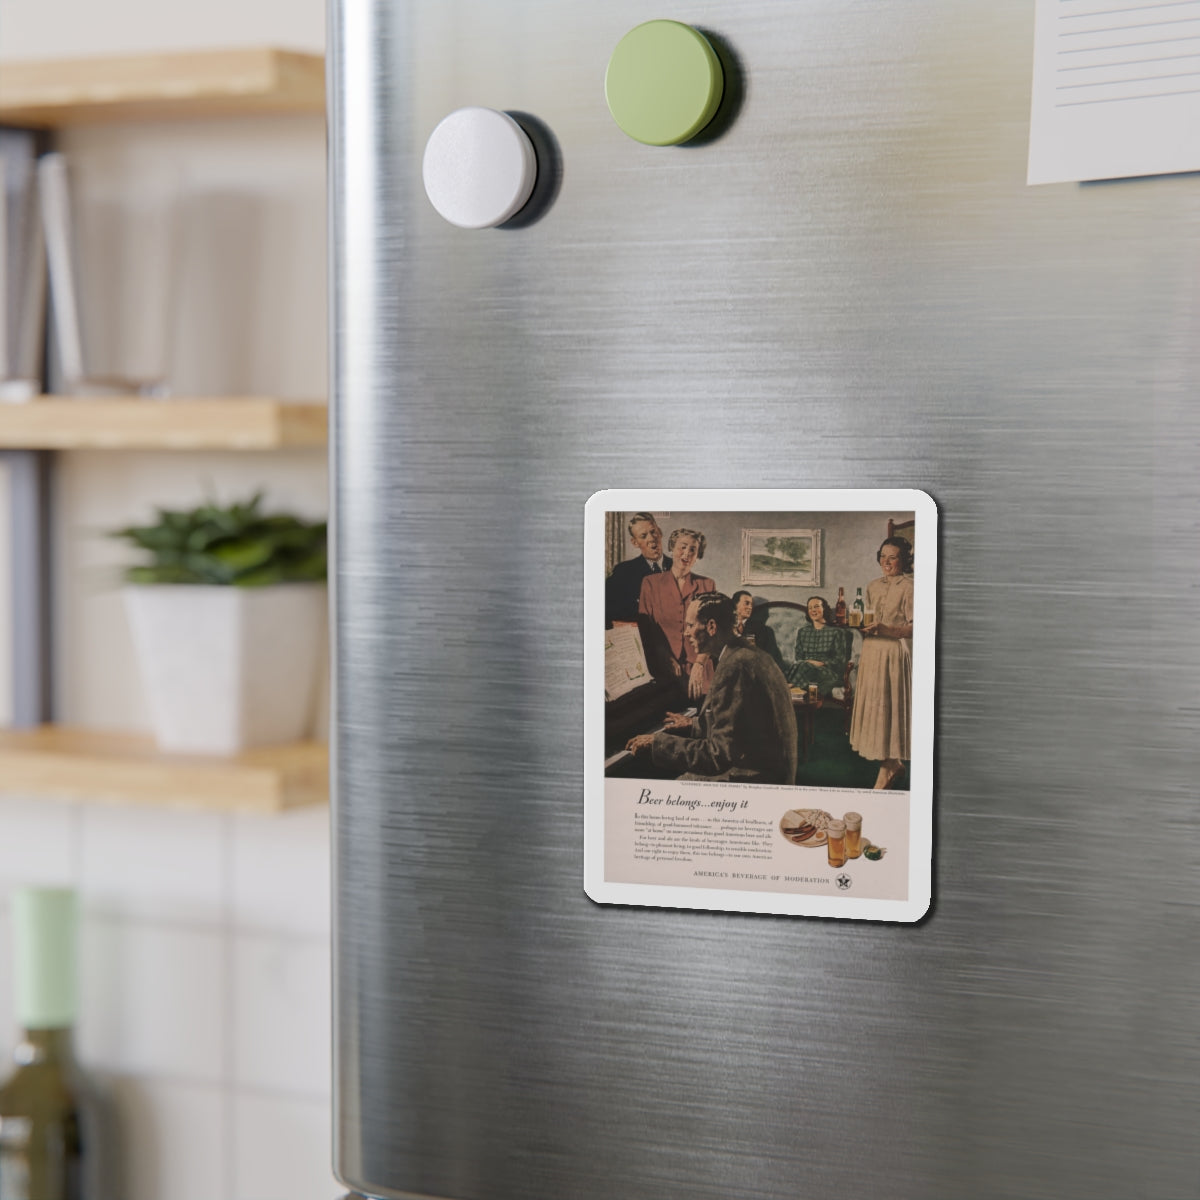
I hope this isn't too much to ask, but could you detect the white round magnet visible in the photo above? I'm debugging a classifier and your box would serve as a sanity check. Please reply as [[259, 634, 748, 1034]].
[[422, 107, 538, 229]]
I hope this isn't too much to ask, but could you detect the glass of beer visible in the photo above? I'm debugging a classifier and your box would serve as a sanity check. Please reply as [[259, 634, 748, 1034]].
[[807, 683, 818, 703], [848, 610, 862, 628], [843, 812, 862, 859], [826, 819, 846, 868]]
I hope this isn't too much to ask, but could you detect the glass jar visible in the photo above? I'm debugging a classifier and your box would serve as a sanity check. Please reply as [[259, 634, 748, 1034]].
[[843, 812, 862, 859], [825, 819, 846, 868]]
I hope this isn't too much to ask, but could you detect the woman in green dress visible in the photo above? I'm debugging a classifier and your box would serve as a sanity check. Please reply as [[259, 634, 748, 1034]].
[[787, 596, 850, 697]]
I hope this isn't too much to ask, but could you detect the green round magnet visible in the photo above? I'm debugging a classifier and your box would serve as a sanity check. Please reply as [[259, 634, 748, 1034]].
[[605, 20, 724, 146]]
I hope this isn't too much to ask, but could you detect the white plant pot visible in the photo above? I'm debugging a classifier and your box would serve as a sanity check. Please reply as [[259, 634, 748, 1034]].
[[124, 583, 326, 755]]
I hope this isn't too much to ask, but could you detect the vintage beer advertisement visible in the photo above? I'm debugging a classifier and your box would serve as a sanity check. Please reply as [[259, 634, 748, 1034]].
[[585, 489, 936, 922]]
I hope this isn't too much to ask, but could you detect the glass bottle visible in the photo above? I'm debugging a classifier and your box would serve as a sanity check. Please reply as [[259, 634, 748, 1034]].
[[833, 587, 847, 626], [0, 888, 91, 1200], [851, 587, 865, 628]]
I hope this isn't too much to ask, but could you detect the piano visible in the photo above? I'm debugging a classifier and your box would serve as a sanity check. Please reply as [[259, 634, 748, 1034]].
[[604, 676, 691, 777], [603, 620, 692, 777]]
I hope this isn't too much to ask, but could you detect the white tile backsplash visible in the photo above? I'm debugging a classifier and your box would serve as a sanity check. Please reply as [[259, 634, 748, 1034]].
[[78, 916, 225, 1081], [0, 909, 12, 1061], [0, 805, 333, 1196], [232, 804, 331, 936], [232, 1093, 338, 1200], [0, 788, 335, 1200], [0, 795, 79, 886], [233, 934, 330, 1097], [80, 803, 225, 923], [106, 1076, 227, 1200]]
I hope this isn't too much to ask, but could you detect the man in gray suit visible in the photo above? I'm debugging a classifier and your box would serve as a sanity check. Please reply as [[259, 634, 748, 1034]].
[[626, 592, 799, 784]]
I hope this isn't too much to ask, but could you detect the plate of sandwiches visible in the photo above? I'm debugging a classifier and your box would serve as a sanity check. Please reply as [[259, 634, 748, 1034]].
[[779, 808, 831, 847]]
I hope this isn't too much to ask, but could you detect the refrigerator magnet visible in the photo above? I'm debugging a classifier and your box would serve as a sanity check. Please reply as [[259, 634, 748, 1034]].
[[585, 489, 936, 923]]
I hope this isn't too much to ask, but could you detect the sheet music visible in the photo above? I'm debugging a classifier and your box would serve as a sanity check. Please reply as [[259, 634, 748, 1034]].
[[604, 623, 651, 702], [1028, 0, 1200, 183]]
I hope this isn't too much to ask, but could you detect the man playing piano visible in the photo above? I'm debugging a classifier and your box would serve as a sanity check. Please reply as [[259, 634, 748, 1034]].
[[625, 592, 798, 785]]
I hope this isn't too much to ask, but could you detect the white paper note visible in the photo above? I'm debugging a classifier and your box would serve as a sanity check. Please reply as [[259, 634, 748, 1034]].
[[1028, 0, 1200, 184], [604, 624, 651, 703]]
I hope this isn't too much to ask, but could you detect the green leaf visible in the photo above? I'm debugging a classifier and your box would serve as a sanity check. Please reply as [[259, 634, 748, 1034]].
[[124, 564, 207, 585], [111, 494, 326, 587], [210, 537, 275, 573], [233, 564, 290, 587]]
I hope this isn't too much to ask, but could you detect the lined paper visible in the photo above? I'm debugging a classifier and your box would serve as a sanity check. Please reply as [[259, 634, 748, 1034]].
[[1028, 0, 1200, 183]]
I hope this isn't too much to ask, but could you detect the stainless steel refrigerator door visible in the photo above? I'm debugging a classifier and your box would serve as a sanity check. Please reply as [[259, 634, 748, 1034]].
[[329, 2, 1200, 1197]]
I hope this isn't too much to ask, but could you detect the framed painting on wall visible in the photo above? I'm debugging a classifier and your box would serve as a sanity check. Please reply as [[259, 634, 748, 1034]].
[[740, 528, 822, 587]]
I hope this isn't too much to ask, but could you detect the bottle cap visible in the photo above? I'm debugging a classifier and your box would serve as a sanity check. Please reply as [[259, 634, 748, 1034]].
[[12, 887, 78, 1029]]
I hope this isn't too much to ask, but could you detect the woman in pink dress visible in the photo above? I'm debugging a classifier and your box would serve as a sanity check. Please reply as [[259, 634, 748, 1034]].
[[637, 528, 716, 700], [849, 536, 914, 789]]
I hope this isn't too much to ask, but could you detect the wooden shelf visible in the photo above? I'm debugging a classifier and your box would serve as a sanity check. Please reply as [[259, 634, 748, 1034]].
[[0, 397, 327, 450], [0, 726, 328, 813], [0, 48, 325, 127]]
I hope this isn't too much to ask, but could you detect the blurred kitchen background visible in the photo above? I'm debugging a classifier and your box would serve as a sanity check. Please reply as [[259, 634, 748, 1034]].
[[0, 0, 335, 1197]]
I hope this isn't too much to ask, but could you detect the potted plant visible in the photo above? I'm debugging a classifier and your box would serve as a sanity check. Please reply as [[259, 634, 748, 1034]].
[[112, 493, 327, 755]]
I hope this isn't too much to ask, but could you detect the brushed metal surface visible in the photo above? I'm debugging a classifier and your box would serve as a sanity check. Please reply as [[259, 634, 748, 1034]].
[[330, 2, 1200, 1197]]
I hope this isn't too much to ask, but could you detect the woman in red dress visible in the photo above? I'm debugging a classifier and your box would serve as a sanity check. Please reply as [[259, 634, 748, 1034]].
[[637, 528, 716, 700]]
